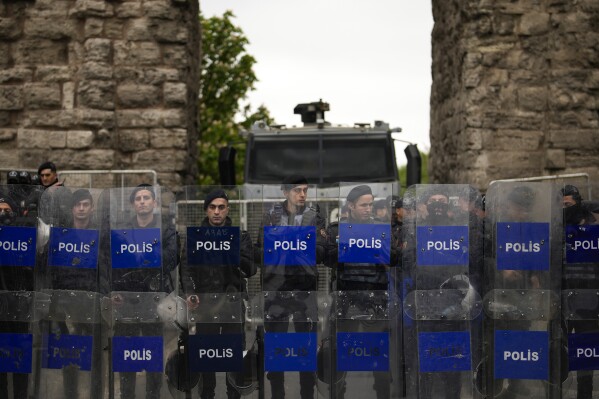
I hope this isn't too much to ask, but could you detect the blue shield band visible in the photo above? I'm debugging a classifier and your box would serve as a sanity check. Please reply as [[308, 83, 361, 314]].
[[0, 226, 36, 267], [565, 224, 599, 264], [43, 334, 93, 371], [337, 332, 389, 372], [263, 226, 316, 266], [416, 225, 469, 266], [111, 228, 162, 269], [112, 336, 163, 373], [48, 227, 99, 269], [0, 333, 33, 373], [188, 334, 243, 372], [494, 330, 549, 380], [264, 332, 317, 372], [338, 224, 391, 265], [568, 332, 599, 371], [187, 226, 240, 266], [496, 222, 550, 271], [418, 331, 471, 372]]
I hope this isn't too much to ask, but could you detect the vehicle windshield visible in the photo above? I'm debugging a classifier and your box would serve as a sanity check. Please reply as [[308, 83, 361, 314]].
[[246, 134, 397, 185]]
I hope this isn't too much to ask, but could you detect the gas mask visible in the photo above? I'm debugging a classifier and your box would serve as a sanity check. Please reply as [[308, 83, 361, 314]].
[[564, 203, 583, 225], [427, 201, 449, 223], [0, 209, 15, 225]]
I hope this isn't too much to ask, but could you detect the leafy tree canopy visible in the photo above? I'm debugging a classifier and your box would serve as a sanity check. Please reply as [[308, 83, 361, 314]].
[[198, 11, 273, 185]]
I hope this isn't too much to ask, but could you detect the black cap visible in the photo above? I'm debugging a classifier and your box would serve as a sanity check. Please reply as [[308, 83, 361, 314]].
[[204, 189, 229, 210], [38, 161, 57, 175], [346, 185, 372, 203], [71, 189, 93, 208], [561, 184, 582, 203], [129, 184, 156, 203], [0, 196, 18, 211], [281, 174, 308, 191], [7, 171, 18, 184]]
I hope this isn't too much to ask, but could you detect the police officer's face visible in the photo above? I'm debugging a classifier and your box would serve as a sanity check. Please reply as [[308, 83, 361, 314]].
[[132, 189, 156, 216], [72, 199, 93, 222], [206, 198, 229, 226], [285, 185, 308, 209], [350, 194, 374, 222], [563, 195, 576, 209], [39, 168, 57, 187]]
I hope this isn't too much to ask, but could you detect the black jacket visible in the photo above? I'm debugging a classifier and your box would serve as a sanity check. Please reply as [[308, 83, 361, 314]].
[[258, 201, 326, 291], [181, 216, 256, 294], [325, 215, 396, 288], [107, 215, 178, 293]]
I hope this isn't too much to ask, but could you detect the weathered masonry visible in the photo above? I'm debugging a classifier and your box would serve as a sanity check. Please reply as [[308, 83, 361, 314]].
[[430, 0, 599, 187], [0, 0, 199, 189]]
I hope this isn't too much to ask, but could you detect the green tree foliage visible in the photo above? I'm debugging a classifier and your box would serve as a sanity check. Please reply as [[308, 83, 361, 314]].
[[198, 11, 273, 185], [398, 149, 429, 189]]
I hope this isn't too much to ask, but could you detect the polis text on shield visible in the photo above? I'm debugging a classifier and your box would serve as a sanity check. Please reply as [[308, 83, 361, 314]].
[[505, 241, 541, 253], [573, 239, 599, 251], [347, 346, 381, 357], [426, 240, 460, 251], [198, 348, 234, 359], [196, 241, 231, 251], [58, 242, 90, 254], [348, 238, 382, 249], [274, 240, 307, 251], [275, 346, 308, 357], [120, 243, 153, 253], [0, 240, 28, 251], [124, 349, 152, 361], [503, 350, 539, 361]]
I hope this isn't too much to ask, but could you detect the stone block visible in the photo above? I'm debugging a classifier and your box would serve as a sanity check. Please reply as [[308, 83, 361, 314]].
[[164, 82, 186, 106], [63, 82, 75, 110], [118, 129, 149, 152], [0, 111, 11, 127], [163, 44, 187, 67], [150, 128, 187, 149], [104, 19, 124, 39], [67, 149, 115, 169], [70, 0, 114, 18], [84, 18, 104, 38], [132, 149, 186, 172], [517, 86, 547, 111], [76, 109, 116, 129], [126, 18, 153, 41], [0, 68, 33, 84], [116, 83, 161, 108], [80, 61, 114, 80], [144, 1, 177, 20], [17, 128, 66, 149], [14, 40, 68, 65], [549, 129, 595, 149], [78, 80, 115, 110], [0, 148, 19, 166], [0, 17, 21, 40], [483, 129, 543, 151], [545, 149, 566, 169], [24, 17, 75, 39], [150, 20, 188, 43], [517, 13, 550, 36], [85, 38, 112, 62], [25, 83, 61, 110], [0, 85, 24, 110], [36, 66, 74, 82], [0, 129, 17, 142], [115, 2, 143, 18], [114, 41, 161, 66], [0, 44, 10, 68], [116, 109, 185, 128], [67, 130, 94, 149]]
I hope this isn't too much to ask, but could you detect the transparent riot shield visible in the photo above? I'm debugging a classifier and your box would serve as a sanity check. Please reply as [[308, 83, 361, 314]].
[[0, 184, 46, 399], [176, 185, 258, 398], [102, 185, 183, 399], [560, 182, 599, 398], [328, 182, 400, 399], [259, 182, 325, 398], [402, 185, 483, 399], [36, 187, 103, 398], [482, 182, 562, 398]]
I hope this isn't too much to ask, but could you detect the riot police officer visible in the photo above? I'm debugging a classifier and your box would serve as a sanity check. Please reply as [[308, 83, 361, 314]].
[[182, 188, 256, 399], [259, 175, 326, 399]]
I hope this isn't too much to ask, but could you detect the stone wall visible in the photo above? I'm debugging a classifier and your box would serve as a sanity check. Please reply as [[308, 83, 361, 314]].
[[430, 0, 599, 189], [0, 0, 199, 189]]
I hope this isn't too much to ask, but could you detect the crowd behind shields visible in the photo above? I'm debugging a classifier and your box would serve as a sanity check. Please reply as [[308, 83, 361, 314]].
[[1, 161, 599, 399]]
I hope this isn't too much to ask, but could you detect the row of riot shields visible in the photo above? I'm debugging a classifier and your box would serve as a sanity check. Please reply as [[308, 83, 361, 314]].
[[0, 181, 598, 398]]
